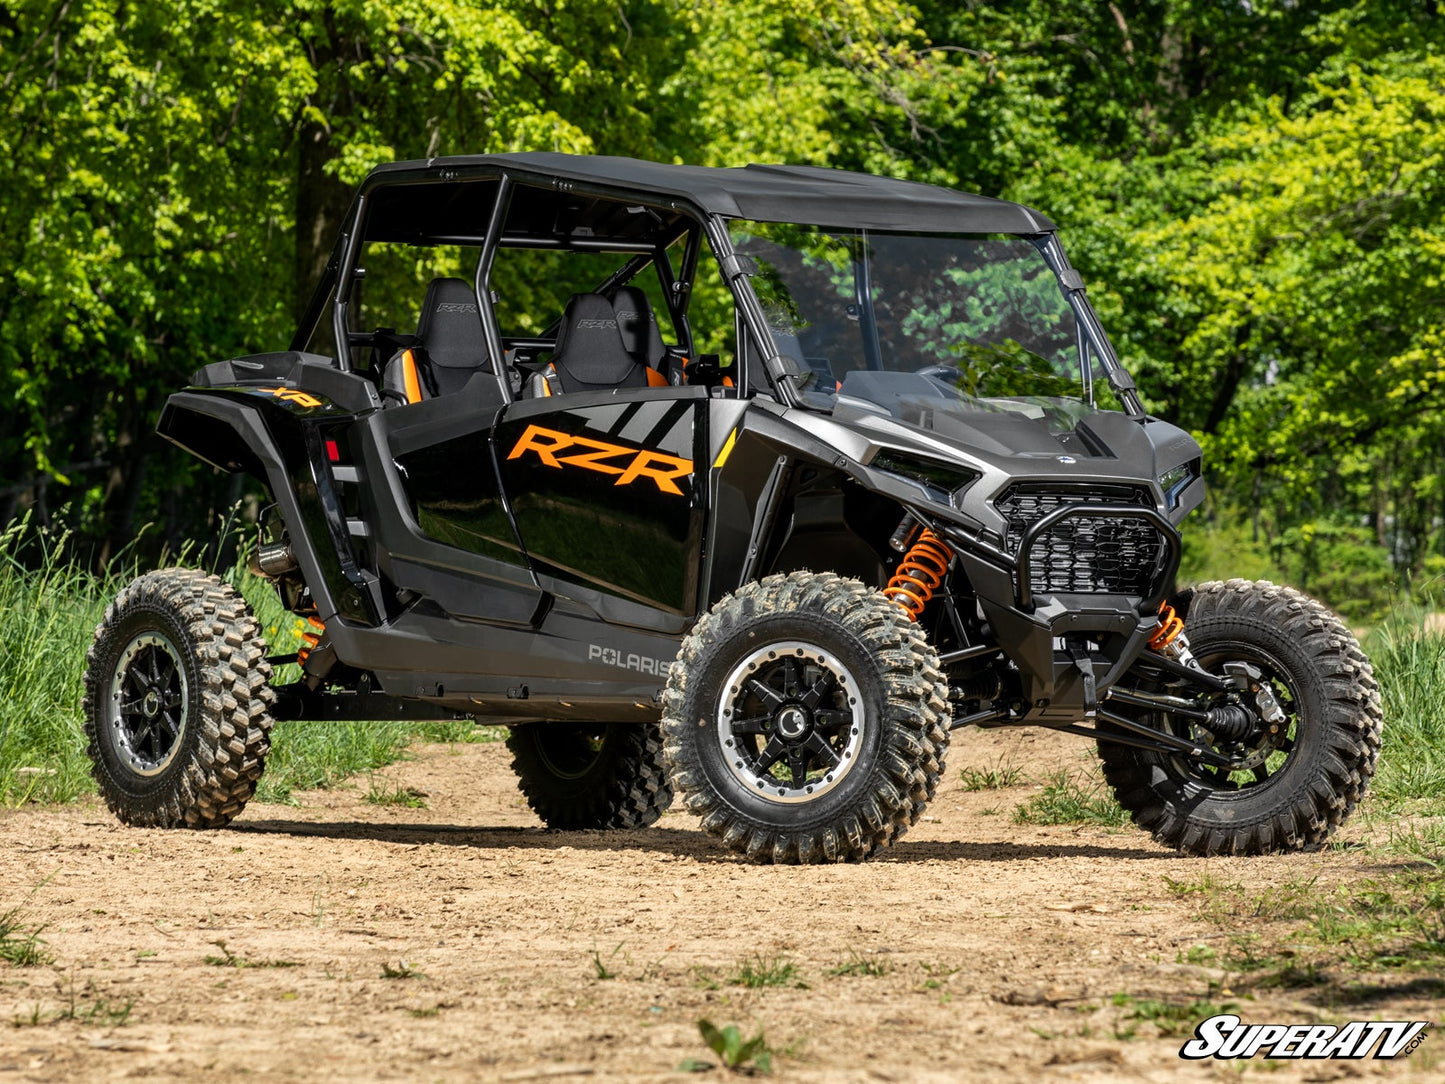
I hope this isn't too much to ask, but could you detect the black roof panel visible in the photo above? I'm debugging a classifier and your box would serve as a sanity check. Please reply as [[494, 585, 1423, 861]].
[[366, 152, 1055, 234]]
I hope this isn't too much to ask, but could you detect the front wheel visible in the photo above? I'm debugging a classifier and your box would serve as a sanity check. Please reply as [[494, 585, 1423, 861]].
[[661, 572, 950, 864], [81, 569, 276, 828], [1100, 579, 1382, 855]]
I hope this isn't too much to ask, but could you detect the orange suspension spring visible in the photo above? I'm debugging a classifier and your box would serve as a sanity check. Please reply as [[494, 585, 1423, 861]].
[[296, 615, 326, 665], [882, 529, 955, 621], [1149, 601, 1185, 652]]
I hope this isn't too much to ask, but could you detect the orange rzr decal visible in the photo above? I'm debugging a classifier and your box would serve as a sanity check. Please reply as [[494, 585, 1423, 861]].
[[258, 386, 324, 409], [506, 423, 692, 496]]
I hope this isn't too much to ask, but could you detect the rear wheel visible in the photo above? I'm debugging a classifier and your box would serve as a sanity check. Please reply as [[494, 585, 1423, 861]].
[[1100, 579, 1381, 855], [506, 723, 672, 829], [661, 571, 949, 864], [82, 569, 275, 828]]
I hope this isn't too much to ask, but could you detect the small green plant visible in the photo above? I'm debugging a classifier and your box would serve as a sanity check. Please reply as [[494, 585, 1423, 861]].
[[958, 757, 1024, 791], [727, 955, 801, 988], [362, 777, 428, 808], [1178, 944, 1217, 966], [16, 974, 135, 1027], [1109, 993, 1240, 1038], [203, 940, 300, 969], [919, 961, 960, 991], [825, 949, 888, 977], [681, 1018, 772, 1074], [0, 905, 51, 967], [591, 942, 623, 980], [380, 960, 422, 979], [1012, 770, 1129, 827]]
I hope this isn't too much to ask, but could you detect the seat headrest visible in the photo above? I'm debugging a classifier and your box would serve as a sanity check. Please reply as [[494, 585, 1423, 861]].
[[415, 278, 490, 371], [611, 286, 667, 369], [552, 293, 639, 386]]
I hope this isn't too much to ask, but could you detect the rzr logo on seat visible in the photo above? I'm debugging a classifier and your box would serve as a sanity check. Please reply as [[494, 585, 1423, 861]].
[[507, 423, 692, 495]]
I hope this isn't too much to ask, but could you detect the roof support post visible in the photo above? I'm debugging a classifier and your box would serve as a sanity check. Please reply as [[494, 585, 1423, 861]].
[[475, 174, 515, 403]]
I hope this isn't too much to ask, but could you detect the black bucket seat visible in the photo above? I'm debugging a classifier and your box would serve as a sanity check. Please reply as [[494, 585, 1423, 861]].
[[535, 292, 667, 396], [382, 278, 491, 404]]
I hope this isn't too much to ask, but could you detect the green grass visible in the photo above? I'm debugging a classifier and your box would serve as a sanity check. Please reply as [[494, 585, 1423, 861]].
[[0, 904, 51, 966], [1366, 617, 1445, 813], [203, 939, 300, 969], [1011, 769, 1130, 827], [727, 956, 801, 989], [957, 756, 1025, 791], [824, 950, 888, 978], [0, 519, 118, 805], [0, 516, 501, 809], [362, 777, 429, 808]]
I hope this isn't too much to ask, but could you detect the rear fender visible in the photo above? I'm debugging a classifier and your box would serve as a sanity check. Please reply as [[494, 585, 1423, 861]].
[[157, 389, 381, 626]]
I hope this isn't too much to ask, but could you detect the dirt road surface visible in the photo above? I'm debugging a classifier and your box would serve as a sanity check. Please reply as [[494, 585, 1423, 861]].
[[1, 728, 1438, 1082]]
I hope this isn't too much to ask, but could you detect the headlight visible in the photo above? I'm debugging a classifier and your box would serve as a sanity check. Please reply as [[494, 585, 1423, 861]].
[[870, 450, 979, 505], [1158, 460, 1199, 509]]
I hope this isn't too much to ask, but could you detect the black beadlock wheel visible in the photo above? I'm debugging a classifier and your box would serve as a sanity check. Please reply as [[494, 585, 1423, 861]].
[[1099, 579, 1382, 856], [506, 723, 673, 830], [82, 569, 276, 829], [661, 571, 950, 864]]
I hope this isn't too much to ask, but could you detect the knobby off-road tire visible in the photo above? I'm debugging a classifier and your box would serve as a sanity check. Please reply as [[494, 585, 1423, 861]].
[[82, 568, 276, 828], [1099, 579, 1382, 856], [661, 571, 950, 864], [507, 723, 672, 829]]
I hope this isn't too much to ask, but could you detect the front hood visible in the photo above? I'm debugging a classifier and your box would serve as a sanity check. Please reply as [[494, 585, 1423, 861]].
[[801, 391, 1204, 530]]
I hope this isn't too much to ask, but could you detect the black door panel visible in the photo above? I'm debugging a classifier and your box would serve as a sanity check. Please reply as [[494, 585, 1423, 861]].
[[496, 389, 708, 615], [356, 386, 544, 625]]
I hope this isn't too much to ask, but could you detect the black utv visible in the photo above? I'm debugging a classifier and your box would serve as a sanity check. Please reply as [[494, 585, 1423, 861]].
[[82, 153, 1382, 862]]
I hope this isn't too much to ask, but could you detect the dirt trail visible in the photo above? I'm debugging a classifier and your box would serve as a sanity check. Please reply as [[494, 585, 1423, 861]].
[[0, 727, 1437, 1082]]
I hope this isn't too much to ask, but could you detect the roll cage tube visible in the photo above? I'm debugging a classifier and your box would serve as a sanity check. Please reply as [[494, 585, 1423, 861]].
[[702, 216, 803, 407], [473, 173, 515, 404], [1036, 232, 1145, 418]]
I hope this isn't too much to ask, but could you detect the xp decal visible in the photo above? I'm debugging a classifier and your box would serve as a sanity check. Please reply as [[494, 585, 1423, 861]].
[[1181, 1015, 1431, 1061], [506, 422, 693, 495]]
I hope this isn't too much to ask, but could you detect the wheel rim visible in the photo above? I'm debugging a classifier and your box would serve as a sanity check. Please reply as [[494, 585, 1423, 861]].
[[107, 631, 189, 777], [1167, 641, 1301, 792], [716, 640, 865, 804], [535, 726, 608, 780]]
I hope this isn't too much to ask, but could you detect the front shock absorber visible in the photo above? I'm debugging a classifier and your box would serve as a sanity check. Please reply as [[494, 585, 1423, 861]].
[[883, 528, 955, 621], [1148, 601, 1199, 668], [296, 615, 325, 666]]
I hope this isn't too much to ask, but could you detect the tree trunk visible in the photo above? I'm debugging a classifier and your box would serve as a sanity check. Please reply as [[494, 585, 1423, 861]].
[[294, 116, 353, 325]]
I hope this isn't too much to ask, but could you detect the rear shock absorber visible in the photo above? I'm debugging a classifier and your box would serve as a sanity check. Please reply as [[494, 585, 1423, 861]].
[[296, 615, 325, 666], [883, 528, 955, 621]]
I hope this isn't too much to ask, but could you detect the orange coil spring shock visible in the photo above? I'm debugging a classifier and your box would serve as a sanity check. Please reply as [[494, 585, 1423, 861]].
[[1149, 601, 1185, 652], [882, 529, 954, 621], [296, 615, 326, 665]]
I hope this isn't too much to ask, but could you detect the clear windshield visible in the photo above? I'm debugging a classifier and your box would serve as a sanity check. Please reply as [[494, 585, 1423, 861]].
[[731, 223, 1096, 417]]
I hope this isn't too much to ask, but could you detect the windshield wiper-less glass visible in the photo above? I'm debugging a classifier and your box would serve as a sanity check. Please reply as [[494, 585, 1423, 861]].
[[728, 223, 1141, 418]]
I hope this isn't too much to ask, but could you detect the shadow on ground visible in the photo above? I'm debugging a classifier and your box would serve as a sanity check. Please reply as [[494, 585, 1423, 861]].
[[230, 817, 1176, 863]]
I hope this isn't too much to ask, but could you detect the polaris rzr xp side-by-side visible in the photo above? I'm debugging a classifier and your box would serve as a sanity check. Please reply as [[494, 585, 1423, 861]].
[[82, 153, 1381, 862]]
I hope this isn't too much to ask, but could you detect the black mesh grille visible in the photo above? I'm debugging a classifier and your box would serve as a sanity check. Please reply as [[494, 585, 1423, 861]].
[[994, 483, 1165, 596]]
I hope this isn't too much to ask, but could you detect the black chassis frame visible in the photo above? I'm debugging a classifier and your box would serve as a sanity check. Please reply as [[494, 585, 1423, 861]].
[[156, 156, 1209, 755]]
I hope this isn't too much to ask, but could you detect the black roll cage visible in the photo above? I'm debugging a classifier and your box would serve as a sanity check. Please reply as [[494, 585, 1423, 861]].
[[290, 163, 1142, 417]]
